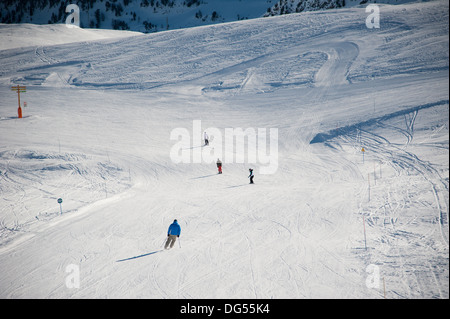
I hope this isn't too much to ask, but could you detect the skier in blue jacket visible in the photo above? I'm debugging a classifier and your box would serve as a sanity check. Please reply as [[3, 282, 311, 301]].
[[165, 219, 181, 249]]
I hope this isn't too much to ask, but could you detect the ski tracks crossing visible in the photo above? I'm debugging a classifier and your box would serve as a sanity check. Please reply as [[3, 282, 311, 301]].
[[337, 104, 449, 298]]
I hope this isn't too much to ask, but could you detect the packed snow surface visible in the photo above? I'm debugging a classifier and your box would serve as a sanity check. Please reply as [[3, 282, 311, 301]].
[[0, 1, 448, 298]]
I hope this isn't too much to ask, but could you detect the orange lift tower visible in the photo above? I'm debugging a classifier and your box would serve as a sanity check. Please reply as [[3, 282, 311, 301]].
[[11, 85, 26, 118]]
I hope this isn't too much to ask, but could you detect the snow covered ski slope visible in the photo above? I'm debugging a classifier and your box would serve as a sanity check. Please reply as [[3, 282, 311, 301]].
[[0, 1, 448, 299]]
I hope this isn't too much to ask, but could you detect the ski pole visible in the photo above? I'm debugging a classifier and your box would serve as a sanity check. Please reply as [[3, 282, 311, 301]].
[[178, 237, 181, 248]]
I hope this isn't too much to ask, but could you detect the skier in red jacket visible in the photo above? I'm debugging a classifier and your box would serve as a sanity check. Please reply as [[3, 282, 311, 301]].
[[216, 158, 222, 174]]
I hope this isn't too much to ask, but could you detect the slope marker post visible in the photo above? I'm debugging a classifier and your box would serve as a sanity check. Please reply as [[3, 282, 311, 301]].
[[363, 215, 367, 251], [11, 85, 26, 118]]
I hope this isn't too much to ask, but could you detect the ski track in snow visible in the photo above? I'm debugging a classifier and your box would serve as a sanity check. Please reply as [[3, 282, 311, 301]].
[[336, 102, 449, 298], [0, 1, 448, 299]]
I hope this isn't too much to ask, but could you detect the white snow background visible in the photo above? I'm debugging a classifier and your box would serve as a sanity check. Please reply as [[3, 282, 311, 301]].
[[0, 1, 448, 299]]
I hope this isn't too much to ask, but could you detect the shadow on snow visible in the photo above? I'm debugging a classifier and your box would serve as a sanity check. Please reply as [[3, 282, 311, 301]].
[[116, 250, 162, 262]]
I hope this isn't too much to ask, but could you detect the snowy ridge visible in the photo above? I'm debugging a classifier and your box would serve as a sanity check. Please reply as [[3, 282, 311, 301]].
[[0, 0, 448, 299], [310, 99, 450, 144], [0, 23, 142, 51]]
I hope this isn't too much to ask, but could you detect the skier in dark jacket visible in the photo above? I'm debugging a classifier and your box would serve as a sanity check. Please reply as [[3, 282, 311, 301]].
[[165, 219, 181, 249], [204, 131, 209, 146], [248, 168, 254, 184]]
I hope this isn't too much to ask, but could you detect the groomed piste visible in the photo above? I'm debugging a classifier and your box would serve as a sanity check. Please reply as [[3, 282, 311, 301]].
[[0, 1, 448, 298]]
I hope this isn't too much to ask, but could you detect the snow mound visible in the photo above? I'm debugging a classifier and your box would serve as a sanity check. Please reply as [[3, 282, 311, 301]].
[[0, 23, 142, 51], [0, 148, 130, 245]]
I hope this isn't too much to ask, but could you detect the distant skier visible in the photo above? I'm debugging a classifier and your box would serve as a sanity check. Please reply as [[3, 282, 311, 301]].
[[248, 168, 254, 184], [165, 219, 181, 250], [216, 158, 222, 174], [204, 131, 209, 146]]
